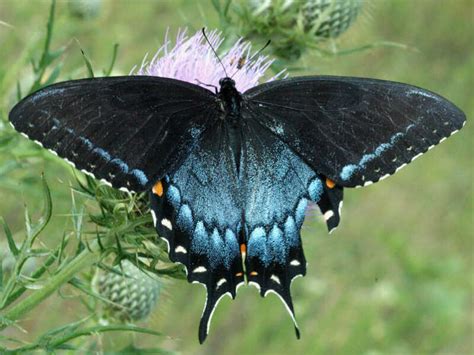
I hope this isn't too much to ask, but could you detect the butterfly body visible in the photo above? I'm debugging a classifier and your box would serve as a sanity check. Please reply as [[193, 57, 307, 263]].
[[9, 74, 465, 343], [215, 77, 245, 173]]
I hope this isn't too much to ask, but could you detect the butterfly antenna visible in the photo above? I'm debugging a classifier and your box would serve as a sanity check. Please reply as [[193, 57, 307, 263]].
[[202, 28, 228, 77], [230, 39, 271, 79]]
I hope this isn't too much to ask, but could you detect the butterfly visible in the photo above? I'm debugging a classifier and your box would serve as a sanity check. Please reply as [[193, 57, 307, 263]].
[[9, 74, 466, 343]]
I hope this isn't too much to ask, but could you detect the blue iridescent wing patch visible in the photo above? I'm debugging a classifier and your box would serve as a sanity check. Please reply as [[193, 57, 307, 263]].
[[244, 76, 466, 188]]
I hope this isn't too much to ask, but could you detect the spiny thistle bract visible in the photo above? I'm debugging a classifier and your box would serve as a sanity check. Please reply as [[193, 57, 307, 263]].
[[96, 260, 162, 322], [237, 0, 363, 60], [0, 242, 37, 276]]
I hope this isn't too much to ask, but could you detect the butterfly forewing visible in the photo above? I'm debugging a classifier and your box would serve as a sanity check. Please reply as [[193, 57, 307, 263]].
[[244, 76, 466, 188], [9, 76, 218, 192]]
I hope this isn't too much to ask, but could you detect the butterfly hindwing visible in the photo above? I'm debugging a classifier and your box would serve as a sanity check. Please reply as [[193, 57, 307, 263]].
[[150, 122, 245, 343], [9, 76, 217, 192], [241, 120, 330, 336], [244, 76, 466, 188]]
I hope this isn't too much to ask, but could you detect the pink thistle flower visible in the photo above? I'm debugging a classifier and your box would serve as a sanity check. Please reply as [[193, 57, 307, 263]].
[[134, 29, 283, 92]]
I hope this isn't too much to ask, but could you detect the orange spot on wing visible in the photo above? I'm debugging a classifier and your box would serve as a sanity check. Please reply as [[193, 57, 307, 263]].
[[240, 244, 247, 254], [250, 271, 258, 276], [152, 181, 163, 197], [236, 272, 243, 277], [326, 178, 336, 189]]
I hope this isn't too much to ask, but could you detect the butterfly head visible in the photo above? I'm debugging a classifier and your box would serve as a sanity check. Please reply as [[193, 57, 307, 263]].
[[218, 77, 239, 99], [219, 77, 236, 90]]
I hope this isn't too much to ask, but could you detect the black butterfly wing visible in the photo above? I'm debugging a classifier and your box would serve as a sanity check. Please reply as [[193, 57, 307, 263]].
[[244, 76, 466, 188], [149, 121, 244, 344], [9, 76, 217, 192]]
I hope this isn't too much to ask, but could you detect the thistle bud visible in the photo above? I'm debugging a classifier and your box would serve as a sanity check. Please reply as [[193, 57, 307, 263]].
[[236, 0, 363, 60], [96, 260, 161, 322], [302, 0, 363, 39], [68, 0, 102, 19]]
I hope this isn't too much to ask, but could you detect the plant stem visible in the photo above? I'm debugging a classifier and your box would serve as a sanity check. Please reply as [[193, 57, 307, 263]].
[[0, 238, 107, 331], [2, 245, 62, 309]]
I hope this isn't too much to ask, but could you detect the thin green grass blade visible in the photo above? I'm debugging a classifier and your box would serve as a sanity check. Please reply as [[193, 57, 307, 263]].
[[80, 48, 95, 78], [104, 43, 119, 76], [29, 175, 53, 242], [1, 217, 19, 257]]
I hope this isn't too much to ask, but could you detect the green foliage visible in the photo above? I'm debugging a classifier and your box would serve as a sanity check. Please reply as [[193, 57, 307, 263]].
[[27, 0, 65, 95], [74, 174, 185, 280], [213, 0, 407, 69], [5, 321, 162, 353], [0, 175, 52, 309]]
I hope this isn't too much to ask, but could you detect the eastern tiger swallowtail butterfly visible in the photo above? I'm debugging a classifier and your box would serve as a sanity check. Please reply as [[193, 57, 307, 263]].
[[9, 74, 466, 343]]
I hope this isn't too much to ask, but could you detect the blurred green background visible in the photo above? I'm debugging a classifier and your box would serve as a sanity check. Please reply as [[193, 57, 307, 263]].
[[0, 0, 472, 354]]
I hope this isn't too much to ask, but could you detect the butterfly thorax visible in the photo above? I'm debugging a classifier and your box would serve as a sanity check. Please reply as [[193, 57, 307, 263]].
[[218, 77, 242, 126]]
